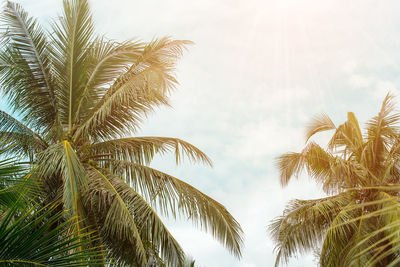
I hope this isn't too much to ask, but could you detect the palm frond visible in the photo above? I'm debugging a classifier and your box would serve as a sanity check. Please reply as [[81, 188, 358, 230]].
[[327, 112, 364, 155], [276, 142, 345, 192], [108, 160, 244, 258], [37, 141, 88, 235], [90, 136, 212, 166], [0, 1, 57, 132], [0, 199, 104, 266], [50, 0, 94, 132], [269, 193, 350, 266], [0, 110, 47, 158], [86, 167, 148, 266], [364, 94, 400, 172], [87, 167, 185, 266], [305, 113, 336, 142], [74, 38, 192, 141], [0, 156, 27, 209], [339, 191, 400, 266], [319, 201, 363, 267], [74, 38, 144, 120], [0, 46, 56, 133]]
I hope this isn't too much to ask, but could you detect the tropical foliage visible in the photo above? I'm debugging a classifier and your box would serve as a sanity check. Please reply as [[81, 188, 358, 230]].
[[0, 152, 105, 266], [269, 94, 400, 266], [0, 0, 243, 265]]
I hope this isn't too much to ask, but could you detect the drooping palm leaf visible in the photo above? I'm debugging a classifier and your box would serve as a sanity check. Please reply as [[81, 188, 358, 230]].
[[90, 136, 212, 166], [109, 160, 243, 257], [87, 167, 185, 266]]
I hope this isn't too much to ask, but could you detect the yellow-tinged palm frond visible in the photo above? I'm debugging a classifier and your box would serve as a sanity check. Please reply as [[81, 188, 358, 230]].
[[305, 113, 336, 142], [269, 193, 351, 267], [366, 94, 400, 142], [334, 191, 400, 267], [364, 94, 400, 173], [108, 160, 243, 258], [87, 167, 184, 266], [37, 141, 88, 235], [74, 38, 144, 121], [276, 151, 303, 187], [276, 142, 361, 193], [271, 94, 400, 266], [327, 112, 364, 156], [90, 136, 212, 166], [74, 38, 192, 142], [86, 167, 148, 266]]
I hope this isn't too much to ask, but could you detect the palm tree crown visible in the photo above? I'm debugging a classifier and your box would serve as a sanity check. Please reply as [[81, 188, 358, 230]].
[[270, 94, 400, 266], [0, 0, 243, 265]]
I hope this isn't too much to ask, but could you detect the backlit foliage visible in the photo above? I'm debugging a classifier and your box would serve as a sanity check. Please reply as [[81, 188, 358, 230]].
[[270, 94, 400, 267]]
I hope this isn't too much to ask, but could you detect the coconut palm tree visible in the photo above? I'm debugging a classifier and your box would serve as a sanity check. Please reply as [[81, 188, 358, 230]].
[[0, 1, 243, 265], [269, 94, 400, 267]]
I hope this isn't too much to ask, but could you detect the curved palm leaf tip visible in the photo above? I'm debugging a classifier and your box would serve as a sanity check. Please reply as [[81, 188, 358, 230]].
[[0, 0, 243, 265], [269, 93, 400, 267]]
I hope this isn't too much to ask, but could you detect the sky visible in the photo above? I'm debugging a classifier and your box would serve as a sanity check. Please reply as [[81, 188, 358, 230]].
[[6, 0, 400, 266]]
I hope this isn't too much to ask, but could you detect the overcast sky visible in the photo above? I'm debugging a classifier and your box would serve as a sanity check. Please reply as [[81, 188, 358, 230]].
[[7, 0, 400, 266]]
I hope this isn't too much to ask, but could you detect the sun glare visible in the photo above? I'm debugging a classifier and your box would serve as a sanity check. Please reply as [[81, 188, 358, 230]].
[[275, 0, 307, 9], [274, 0, 332, 10]]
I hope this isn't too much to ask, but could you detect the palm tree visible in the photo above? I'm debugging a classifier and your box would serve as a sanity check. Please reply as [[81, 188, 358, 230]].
[[0, 1, 243, 265], [269, 94, 400, 266]]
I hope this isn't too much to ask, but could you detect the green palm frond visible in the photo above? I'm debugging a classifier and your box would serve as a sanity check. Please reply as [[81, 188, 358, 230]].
[[0, 199, 104, 266], [74, 38, 144, 121], [335, 191, 400, 267], [37, 141, 88, 235], [86, 167, 148, 266], [0, 2, 57, 132], [0, 110, 47, 158], [0, 156, 27, 209], [109, 160, 243, 258], [90, 136, 212, 166], [87, 167, 184, 266]]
